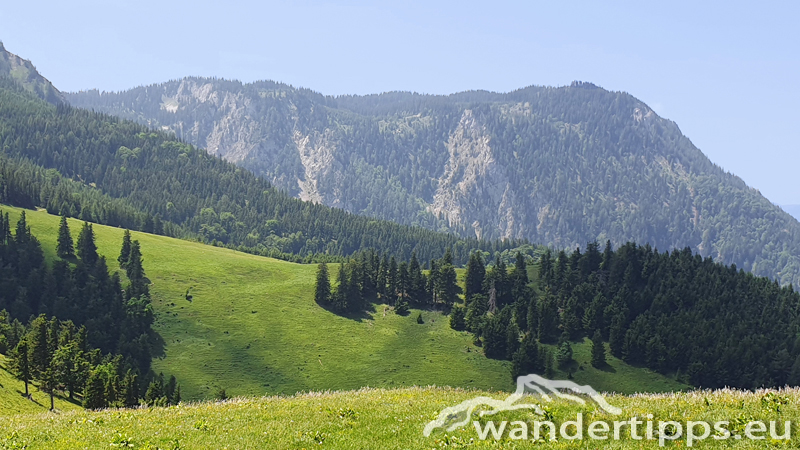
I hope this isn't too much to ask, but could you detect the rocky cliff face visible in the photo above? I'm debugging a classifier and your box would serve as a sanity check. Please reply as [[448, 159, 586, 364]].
[[430, 109, 524, 240], [0, 42, 65, 104]]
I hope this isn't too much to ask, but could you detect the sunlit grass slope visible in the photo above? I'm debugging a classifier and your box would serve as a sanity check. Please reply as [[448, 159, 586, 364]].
[[1, 387, 797, 449], [2, 205, 686, 406], [0, 355, 80, 416]]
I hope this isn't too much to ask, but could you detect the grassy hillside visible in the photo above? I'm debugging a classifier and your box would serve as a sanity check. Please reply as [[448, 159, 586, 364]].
[[0, 205, 686, 407], [0, 387, 796, 449], [0, 355, 80, 416]]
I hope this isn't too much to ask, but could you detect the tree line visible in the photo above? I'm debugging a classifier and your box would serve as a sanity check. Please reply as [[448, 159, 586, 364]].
[[0, 209, 178, 409], [313, 248, 461, 315]]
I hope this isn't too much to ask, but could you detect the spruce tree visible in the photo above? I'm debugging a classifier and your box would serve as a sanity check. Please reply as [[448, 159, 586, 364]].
[[464, 253, 486, 300], [119, 229, 132, 268], [387, 256, 398, 300], [314, 263, 331, 304], [83, 369, 107, 409], [591, 330, 607, 368], [436, 249, 458, 306], [408, 252, 425, 304], [449, 306, 466, 331], [56, 215, 74, 258], [8, 339, 31, 397], [27, 315, 51, 381], [76, 222, 99, 265], [511, 252, 529, 301]]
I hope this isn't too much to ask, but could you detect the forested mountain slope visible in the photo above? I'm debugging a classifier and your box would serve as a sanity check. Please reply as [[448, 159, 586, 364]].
[[68, 79, 800, 285], [0, 42, 64, 104], [0, 77, 519, 264]]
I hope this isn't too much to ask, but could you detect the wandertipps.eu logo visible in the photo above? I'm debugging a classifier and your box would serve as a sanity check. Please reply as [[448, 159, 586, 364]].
[[423, 374, 621, 437]]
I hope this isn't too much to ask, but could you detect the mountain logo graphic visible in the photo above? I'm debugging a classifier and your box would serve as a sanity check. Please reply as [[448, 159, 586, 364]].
[[423, 374, 622, 437]]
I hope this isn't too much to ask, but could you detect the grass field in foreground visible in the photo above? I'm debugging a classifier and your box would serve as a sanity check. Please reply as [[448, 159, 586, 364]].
[[0, 205, 685, 407], [1, 387, 797, 449]]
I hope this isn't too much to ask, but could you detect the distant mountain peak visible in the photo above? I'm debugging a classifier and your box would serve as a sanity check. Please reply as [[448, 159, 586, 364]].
[[0, 42, 65, 105]]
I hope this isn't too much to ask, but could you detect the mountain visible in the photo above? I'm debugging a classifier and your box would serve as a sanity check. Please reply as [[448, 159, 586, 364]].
[[68, 79, 800, 285], [0, 76, 520, 265], [782, 205, 800, 222], [0, 42, 64, 104]]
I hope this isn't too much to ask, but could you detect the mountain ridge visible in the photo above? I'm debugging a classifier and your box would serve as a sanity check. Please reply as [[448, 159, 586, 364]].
[[66, 77, 800, 285], [0, 41, 65, 104]]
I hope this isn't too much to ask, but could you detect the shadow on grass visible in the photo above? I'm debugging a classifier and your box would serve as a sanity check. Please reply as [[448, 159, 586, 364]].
[[314, 300, 376, 322]]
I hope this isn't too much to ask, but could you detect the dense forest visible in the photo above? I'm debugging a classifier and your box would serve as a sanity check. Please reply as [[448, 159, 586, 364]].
[[0, 209, 177, 409], [68, 78, 800, 286], [450, 242, 800, 389], [0, 77, 523, 264]]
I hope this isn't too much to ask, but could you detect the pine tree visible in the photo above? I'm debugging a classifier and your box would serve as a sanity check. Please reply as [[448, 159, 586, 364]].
[[505, 322, 520, 360], [449, 306, 466, 331], [27, 315, 51, 381], [543, 349, 555, 379], [172, 384, 182, 405], [126, 240, 148, 299], [83, 369, 107, 409], [8, 339, 31, 397], [56, 215, 74, 258], [591, 330, 607, 368], [121, 370, 139, 408], [144, 377, 165, 406], [332, 264, 349, 312], [314, 262, 331, 305], [511, 334, 541, 379], [464, 253, 486, 300], [436, 249, 458, 306], [387, 256, 398, 300], [482, 315, 507, 359], [511, 252, 529, 301], [76, 222, 99, 265], [408, 252, 425, 304], [119, 229, 132, 268], [396, 262, 409, 305], [556, 340, 573, 368]]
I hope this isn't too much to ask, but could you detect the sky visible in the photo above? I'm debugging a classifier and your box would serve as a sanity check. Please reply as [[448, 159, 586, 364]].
[[1, 0, 798, 204]]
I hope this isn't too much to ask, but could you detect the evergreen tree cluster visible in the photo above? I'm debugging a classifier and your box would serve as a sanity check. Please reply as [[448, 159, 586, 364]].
[[313, 249, 460, 314], [457, 242, 800, 389], [0, 77, 522, 265], [0, 209, 177, 409]]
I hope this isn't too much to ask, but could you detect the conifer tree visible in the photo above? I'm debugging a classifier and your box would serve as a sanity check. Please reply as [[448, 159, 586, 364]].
[[397, 262, 409, 305], [83, 369, 107, 409], [76, 222, 98, 265], [449, 306, 466, 331], [121, 370, 140, 408], [119, 229, 132, 268], [56, 215, 74, 258], [408, 252, 425, 304], [511, 334, 541, 380], [436, 249, 458, 306], [314, 262, 331, 305], [591, 330, 607, 368], [8, 339, 31, 397], [464, 252, 486, 300], [511, 252, 529, 301], [387, 256, 398, 300], [376, 254, 388, 299]]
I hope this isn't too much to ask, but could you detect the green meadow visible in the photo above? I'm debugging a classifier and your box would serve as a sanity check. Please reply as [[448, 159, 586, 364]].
[[1, 205, 684, 414], [0, 387, 797, 449]]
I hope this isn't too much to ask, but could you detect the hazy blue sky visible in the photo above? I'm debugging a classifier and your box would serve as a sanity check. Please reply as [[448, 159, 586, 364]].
[[1, 1, 798, 204]]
